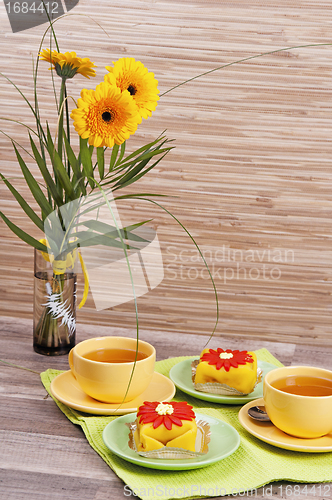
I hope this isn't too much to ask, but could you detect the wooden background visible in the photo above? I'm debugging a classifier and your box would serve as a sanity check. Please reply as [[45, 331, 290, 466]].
[[0, 0, 331, 347]]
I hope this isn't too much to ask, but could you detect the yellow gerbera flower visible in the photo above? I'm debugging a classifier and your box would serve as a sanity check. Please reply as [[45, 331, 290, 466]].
[[105, 58, 159, 121], [39, 49, 96, 79], [71, 81, 141, 148]]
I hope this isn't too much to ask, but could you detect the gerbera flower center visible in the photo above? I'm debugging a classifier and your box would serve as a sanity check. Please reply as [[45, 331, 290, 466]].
[[102, 111, 114, 123], [155, 403, 174, 416], [127, 84, 137, 95], [219, 352, 234, 360]]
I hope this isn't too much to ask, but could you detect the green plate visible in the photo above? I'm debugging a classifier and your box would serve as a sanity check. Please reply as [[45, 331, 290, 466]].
[[102, 412, 240, 470], [169, 359, 277, 404]]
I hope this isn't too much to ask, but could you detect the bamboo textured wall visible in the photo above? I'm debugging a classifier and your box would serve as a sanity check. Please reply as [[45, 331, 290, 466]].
[[0, 0, 331, 346]]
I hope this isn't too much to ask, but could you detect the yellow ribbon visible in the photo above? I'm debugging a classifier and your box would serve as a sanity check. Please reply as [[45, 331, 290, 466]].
[[39, 238, 53, 262], [78, 251, 89, 309], [38, 238, 89, 308]]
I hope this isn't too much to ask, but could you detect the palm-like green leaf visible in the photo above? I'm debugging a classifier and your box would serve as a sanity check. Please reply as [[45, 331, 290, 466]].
[[102, 146, 172, 189], [80, 137, 94, 188], [0, 211, 48, 251], [13, 144, 53, 218], [0, 173, 44, 231], [104, 138, 173, 183], [114, 141, 126, 168], [115, 136, 168, 168], [109, 144, 119, 172], [97, 147, 105, 180], [0, 71, 45, 141], [79, 219, 151, 242], [63, 133, 86, 196], [46, 127, 76, 201], [114, 192, 168, 201], [109, 148, 164, 178], [113, 151, 169, 190], [29, 134, 63, 207], [66, 233, 134, 253]]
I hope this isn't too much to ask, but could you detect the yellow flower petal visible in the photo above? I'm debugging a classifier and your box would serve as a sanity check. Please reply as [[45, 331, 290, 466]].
[[105, 57, 159, 120], [71, 81, 141, 147], [39, 48, 96, 79]]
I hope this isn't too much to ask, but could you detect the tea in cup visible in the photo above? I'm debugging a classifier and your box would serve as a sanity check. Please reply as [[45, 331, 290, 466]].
[[68, 336, 156, 403], [263, 365, 332, 438]]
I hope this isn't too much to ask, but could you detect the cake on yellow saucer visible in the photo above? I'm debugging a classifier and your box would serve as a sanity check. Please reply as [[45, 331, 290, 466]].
[[193, 348, 259, 395], [134, 401, 197, 452]]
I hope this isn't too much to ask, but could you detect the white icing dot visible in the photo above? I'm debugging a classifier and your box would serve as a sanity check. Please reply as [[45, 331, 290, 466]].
[[155, 403, 174, 415], [219, 352, 233, 359]]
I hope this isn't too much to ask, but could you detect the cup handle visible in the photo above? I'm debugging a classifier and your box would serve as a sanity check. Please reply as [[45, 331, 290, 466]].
[[68, 348, 76, 379]]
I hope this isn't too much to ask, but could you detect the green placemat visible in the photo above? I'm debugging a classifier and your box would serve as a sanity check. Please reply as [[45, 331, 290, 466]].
[[41, 348, 332, 500]]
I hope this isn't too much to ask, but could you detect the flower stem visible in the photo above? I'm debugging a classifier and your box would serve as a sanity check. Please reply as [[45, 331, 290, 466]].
[[57, 78, 66, 165]]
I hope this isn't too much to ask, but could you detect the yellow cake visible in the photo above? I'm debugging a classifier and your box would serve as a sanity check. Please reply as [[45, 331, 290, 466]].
[[194, 348, 258, 394], [134, 401, 197, 452]]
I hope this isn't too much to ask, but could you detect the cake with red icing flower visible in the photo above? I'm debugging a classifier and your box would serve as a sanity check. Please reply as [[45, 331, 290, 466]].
[[133, 401, 198, 452], [193, 348, 259, 395]]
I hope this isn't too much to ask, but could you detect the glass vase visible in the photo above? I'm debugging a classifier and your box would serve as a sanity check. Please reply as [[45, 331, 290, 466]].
[[33, 248, 77, 355]]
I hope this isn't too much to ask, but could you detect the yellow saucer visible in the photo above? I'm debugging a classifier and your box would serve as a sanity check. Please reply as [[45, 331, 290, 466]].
[[50, 370, 176, 415], [238, 398, 332, 453]]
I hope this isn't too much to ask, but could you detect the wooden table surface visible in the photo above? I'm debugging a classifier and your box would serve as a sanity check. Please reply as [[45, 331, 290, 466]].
[[1, 315, 331, 500]]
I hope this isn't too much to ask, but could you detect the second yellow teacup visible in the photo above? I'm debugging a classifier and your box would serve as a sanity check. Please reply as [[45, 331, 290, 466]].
[[68, 336, 156, 403], [263, 365, 332, 438]]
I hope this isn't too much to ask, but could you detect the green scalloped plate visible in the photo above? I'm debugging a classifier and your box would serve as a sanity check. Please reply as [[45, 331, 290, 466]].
[[169, 358, 277, 404], [102, 412, 240, 470]]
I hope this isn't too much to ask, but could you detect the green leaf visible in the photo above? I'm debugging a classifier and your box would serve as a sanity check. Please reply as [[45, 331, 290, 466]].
[[106, 145, 173, 184], [46, 128, 76, 200], [13, 144, 53, 218], [29, 134, 63, 207], [114, 192, 168, 201], [113, 150, 169, 190], [82, 219, 151, 232], [0, 173, 44, 231], [79, 220, 151, 242], [63, 133, 86, 196], [0, 210, 48, 251], [114, 141, 126, 168], [77, 200, 106, 218], [97, 147, 105, 180], [122, 147, 172, 171], [66, 233, 135, 252], [109, 144, 119, 172], [0, 71, 44, 136], [80, 137, 94, 188], [116, 137, 167, 166]]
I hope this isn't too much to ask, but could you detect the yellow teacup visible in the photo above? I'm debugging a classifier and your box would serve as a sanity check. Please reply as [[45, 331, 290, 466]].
[[263, 366, 332, 438], [68, 336, 156, 403]]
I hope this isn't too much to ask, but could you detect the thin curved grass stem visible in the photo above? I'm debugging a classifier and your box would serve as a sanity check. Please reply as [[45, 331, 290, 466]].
[[122, 196, 219, 346], [0, 359, 40, 375], [0, 129, 35, 160], [160, 42, 332, 97], [94, 180, 140, 410]]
